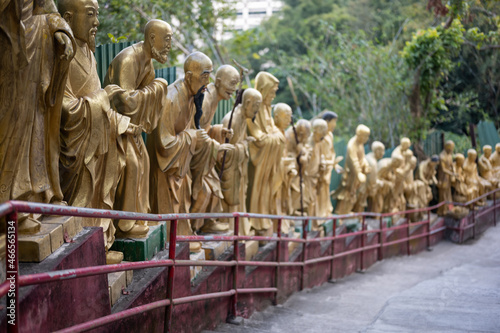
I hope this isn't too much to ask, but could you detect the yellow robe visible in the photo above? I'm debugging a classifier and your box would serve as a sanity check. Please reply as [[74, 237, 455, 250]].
[[60, 43, 130, 249], [104, 42, 168, 231]]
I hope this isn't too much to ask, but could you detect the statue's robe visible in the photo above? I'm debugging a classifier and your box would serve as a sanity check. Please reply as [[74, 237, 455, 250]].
[[416, 159, 436, 205], [353, 151, 378, 213], [0, 0, 74, 206], [479, 154, 499, 189], [103, 42, 168, 231], [463, 158, 490, 204], [247, 103, 285, 231], [332, 136, 369, 214], [60, 42, 130, 249], [316, 132, 335, 217], [304, 137, 322, 229], [490, 151, 500, 178], [147, 78, 214, 236], [189, 83, 224, 230], [376, 158, 397, 213], [437, 150, 453, 215], [218, 106, 252, 235], [452, 163, 470, 202]]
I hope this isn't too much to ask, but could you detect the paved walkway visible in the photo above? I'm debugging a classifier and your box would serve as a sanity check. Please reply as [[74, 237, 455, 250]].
[[207, 225, 500, 333]]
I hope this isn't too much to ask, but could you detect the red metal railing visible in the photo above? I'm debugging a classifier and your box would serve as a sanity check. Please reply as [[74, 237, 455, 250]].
[[1, 188, 499, 333]]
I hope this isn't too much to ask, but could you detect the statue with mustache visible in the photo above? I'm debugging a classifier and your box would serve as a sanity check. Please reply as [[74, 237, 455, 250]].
[[58, 0, 142, 264]]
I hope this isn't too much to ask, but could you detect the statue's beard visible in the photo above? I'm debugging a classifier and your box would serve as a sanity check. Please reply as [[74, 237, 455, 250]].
[[88, 28, 97, 52], [152, 45, 168, 64]]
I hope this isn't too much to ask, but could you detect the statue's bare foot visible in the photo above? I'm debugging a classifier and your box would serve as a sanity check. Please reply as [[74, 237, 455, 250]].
[[200, 221, 229, 234], [19, 216, 41, 234], [116, 224, 149, 239], [106, 250, 124, 265]]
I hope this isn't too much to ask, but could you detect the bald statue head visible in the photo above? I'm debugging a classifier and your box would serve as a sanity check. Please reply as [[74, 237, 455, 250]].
[[214, 65, 240, 101], [467, 149, 477, 162], [296, 119, 311, 144], [311, 119, 328, 143], [184, 52, 213, 97], [455, 153, 465, 167], [144, 19, 172, 64], [371, 141, 385, 160], [391, 154, 404, 169], [400, 137, 411, 151], [242, 88, 262, 121], [444, 140, 455, 154], [273, 103, 292, 131], [355, 124, 371, 145], [59, 0, 99, 51], [483, 145, 492, 158]]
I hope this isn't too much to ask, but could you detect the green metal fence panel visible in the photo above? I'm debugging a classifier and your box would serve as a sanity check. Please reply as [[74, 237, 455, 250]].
[[477, 120, 500, 148], [422, 131, 443, 157], [211, 99, 233, 125], [154, 67, 177, 84]]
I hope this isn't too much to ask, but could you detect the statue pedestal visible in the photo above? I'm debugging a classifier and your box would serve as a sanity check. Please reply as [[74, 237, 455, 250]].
[[19, 215, 83, 262], [190, 250, 206, 280], [108, 267, 133, 306], [110, 222, 167, 261], [201, 231, 232, 260]]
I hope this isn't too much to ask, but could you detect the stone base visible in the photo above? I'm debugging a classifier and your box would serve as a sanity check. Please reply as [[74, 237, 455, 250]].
[[245, 240, 259, 261], [201, 231, 232, 260], [108, 267, 133, 307], [19, 223, 63, 262], [190, 250, 206, 280], [42, 215, 82, 241], [111, 221, 167, 261]]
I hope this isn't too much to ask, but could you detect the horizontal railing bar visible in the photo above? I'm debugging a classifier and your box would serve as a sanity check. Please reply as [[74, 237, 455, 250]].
[[172, 290, 236, 305], [237, 287, 278, 294], [176, 235, 306, 243], [53, 298, 171, 333]]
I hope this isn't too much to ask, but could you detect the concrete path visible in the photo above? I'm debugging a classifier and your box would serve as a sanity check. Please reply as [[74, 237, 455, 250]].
[[206, 225, 500, 333]]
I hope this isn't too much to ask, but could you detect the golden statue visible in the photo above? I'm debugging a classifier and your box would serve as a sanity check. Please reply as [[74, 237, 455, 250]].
[[104, 19, 172, 238], [58, 0, 143, 263], [218, 88, 262, 236], [354, 141, 385, 213], [403, 153, 429, 221], [0, 0, 75, 233], [478, 145, 499, 190], [463, 149, 490, 206], [317, 111, 342, 217], [273, 103, 296, 232], [416, 154, 439, 208], [452, 153, 471, 203], [190, 65, 239, 233], [376, 155, 404, 213], [437, 140, 456, 215], [286, 119, 311, 215], [147, 52, 231, 252], [332, 125, 371, 215], [247, 72, 286, 237], [305, 119, 328, 229], [490, 143, 500, 178]]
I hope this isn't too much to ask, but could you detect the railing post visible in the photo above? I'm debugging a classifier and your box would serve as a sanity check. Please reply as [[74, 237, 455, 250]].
[[378, 216, 384, 261], [329, 218, 336, 281], [231, 215, 240, 317], [6, 210, 18, 333], [426, 210, 431, 250], [274, 218, 282, 305], [300, 218, 308, 290], [406, 213, 411, 256], [359, 216, 365, 271], [472, 202, 476, 240], [165, 219, 178, 333], [493, 191, 497, 227]]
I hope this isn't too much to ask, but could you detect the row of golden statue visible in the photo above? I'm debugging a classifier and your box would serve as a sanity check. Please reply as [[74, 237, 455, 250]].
[[1, 1, 500, 264]]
